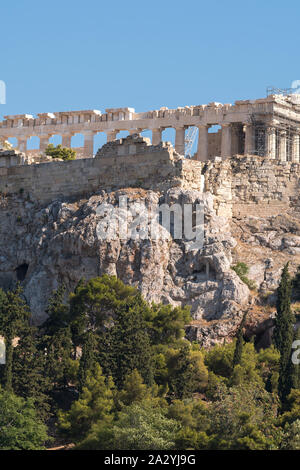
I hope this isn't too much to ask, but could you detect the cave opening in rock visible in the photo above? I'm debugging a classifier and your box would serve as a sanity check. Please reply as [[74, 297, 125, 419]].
[[16, 263, 29, 281]]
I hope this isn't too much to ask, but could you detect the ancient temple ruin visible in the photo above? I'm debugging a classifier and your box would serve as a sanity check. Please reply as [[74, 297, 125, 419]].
[[1, 93, 300, 162]]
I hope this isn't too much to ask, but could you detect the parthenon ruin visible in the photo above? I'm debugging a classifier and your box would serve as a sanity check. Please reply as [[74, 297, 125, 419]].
[[1, 93, 300, 162]]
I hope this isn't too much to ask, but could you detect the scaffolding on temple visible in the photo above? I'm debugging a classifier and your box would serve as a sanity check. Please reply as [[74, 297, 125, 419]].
[[248, 94, 298, 159], [185, 126, 198, 158]]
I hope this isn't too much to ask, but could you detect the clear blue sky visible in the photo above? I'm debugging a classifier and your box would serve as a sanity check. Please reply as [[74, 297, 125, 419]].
[[1, 0, 300, 148]]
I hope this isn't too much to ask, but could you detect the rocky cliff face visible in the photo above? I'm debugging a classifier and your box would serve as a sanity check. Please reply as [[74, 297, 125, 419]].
[[0, 184, 251, 347], [1, 144, 300, 347]]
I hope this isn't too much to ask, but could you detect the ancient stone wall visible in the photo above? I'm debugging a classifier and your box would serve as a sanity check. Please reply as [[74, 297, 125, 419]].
[[1, 135, 300, 218], [204, 154, 300, 218], [0, 137, 204, 205]]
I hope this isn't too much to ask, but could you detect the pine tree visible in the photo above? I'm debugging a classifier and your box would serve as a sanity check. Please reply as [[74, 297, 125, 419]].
[[59, 363, 114, 441], [117, 369, 150, 406], [233, 313, 247, 368], [273, 264, 295, 403], [0, 285, 30, 391]]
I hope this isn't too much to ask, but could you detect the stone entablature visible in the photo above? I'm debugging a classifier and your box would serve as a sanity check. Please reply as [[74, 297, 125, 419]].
[[1, 94, 300, 161]]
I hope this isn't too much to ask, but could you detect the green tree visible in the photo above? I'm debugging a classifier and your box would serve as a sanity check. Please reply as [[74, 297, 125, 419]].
[[59, 363, 114, 441], [144, 304, 191, 346], [69, 275, 139, 345], [42, 326, 74, 391], [78, 330, 98, 392], [109, 301, 153, 388], [206, 383, 280, 450], [167, 344, 208, 399], [273, 264, 295, 403], [117, 369, 151, 407], [0, 388, 48, 450], [0, 285, 30, 391], [233, 313, 247, 367], [45, 143, 76, 161], [12, 326, 50, 419], [41, 285, 70, 336], [79, 402, 179, 450]]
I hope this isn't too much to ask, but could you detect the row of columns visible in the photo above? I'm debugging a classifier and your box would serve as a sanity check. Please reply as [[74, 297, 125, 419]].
[[265, 127, 300, 162], [196, 123, 233, 161], [195, 123, 300, 162], [4, 132, 100, 158], [5, 124, 300, 162]]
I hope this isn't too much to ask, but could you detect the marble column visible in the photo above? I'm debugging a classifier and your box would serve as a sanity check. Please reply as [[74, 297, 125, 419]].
[[18, 137, 27, 152], [83, 131, 96, 157], [39, 134, 51, 153], [196, 125, 210, 161], [106, 130, 117, 142], [152, 128, 162, 146], [244, 123, 254, 155], [221, 124, 232, 158], [175, 127, 185, 155], [265, 126, 276, 159], [62, 134, 72, 148], [292, 133, 300, 163], [279, 131, 287, 162]]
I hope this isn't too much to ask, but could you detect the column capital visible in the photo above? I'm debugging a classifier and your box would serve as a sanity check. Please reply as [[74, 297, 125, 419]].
[[129, 128, 143, 135], [39, 133, 52, 139], [61, 132, 74, 137], [82, 130, 96, 136], [221, 123, 231, 128]]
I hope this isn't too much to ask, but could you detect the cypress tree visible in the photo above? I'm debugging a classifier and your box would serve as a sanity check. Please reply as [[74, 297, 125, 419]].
[[78, 330, 98, 392], [42, 326, 73, 391], [109, 299, 153, 388], [168, 343, 195, 399], [0, 285, 30, 391], [12, 326, 50, 419], [273, 263, 295, 403], [41, 284, 69, 336], [233, 312, 247, 368]]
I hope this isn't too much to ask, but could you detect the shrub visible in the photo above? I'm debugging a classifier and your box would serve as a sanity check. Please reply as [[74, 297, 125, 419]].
[[45, 143, 76, 161], [232, 262, 257, 290]]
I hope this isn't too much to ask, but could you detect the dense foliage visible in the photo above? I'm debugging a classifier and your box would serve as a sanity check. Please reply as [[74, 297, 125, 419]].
[[45, 143, 76, 161], [0, 269, 300, 450]]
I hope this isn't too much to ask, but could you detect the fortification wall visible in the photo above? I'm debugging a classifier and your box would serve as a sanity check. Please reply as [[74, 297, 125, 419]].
[[204, 154, 300, 219], [1, 135, 300, 218], [0, 137, 204, 205]]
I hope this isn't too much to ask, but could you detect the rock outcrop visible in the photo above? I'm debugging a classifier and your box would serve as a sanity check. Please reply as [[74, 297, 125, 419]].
[[2, 139, 300, 346]]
